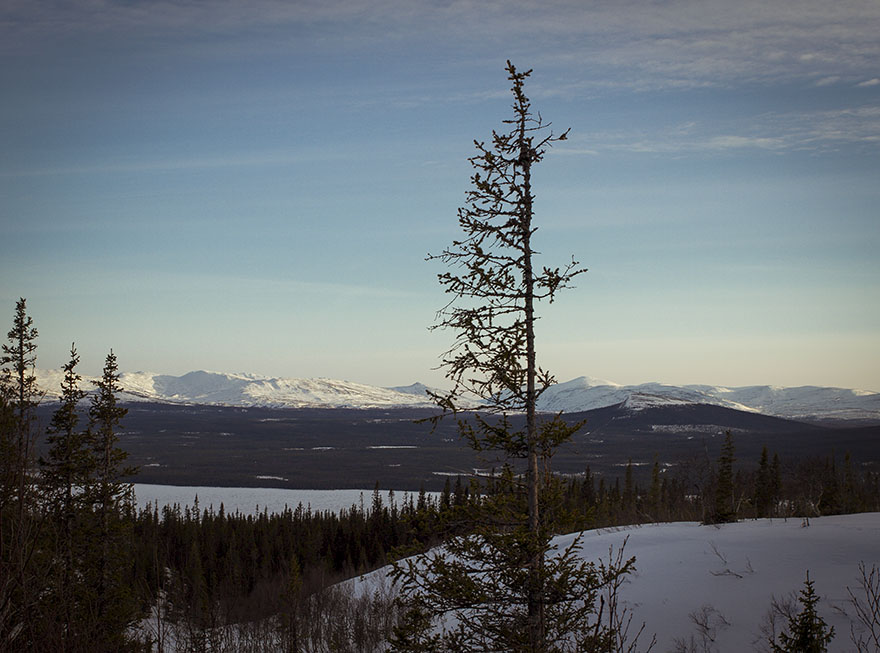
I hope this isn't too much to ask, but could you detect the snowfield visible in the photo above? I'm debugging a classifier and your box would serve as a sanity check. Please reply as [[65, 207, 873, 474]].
[[354, 513, 880, 652]]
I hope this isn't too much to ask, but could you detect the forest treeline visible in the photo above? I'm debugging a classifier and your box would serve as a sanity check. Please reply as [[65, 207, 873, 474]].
[[2, 298, 879, 651]]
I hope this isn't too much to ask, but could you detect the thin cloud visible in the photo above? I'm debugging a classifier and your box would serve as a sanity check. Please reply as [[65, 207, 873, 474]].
[[704, 136, 786, 150], [0, 149, 357, 179], [564, 105, 880, 156], [4, 0, 879, 94], [156, 271, 422, 301]]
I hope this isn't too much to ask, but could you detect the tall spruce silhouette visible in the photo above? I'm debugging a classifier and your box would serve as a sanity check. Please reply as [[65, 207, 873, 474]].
[[392, 62, 634, 653]]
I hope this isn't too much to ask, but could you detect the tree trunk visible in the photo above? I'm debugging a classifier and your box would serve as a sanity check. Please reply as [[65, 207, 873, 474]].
[[522, 127, 544, 653]]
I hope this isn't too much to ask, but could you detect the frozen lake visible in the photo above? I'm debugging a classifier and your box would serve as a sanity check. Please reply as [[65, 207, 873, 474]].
[[133, 483, 434, 516]]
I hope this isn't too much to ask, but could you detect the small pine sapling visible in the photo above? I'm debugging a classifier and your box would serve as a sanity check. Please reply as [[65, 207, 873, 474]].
[[769, 572, 835, 652]]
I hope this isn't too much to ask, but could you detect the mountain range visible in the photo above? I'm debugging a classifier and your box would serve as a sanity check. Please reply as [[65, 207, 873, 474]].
[[31, 368, 880, 423]]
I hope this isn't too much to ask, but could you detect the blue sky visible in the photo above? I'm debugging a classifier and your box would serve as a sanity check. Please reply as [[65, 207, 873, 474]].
[[2, 0, 878, 390]]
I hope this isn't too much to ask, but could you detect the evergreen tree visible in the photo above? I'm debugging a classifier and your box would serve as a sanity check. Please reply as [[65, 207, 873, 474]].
[[647, 459, 662, 521], [40, 344, 94, 648], [841, 452, 858, 513], [89, 350, 134, 530], [392, 62, 629, 653], [0, 298, 45, 649], [710, 431, 737, 524], [770, 452, 782, 511], [770, 572, 835, 652], [755, 445, 772, 518], [1, 298, 40, 431], [86, 350, 140, 648], [0, 298, 40, 517], [623, 460, 636, 520]]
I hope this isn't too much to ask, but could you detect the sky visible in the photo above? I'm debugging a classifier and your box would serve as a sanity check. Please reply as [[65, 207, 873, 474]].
[[1, 0, 878, 391]]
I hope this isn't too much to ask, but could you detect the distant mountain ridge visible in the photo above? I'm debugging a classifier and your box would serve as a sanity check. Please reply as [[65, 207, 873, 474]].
[[540, 377, 880, 422], [33, 369, 434, 409], [31, 369, 880, 422]]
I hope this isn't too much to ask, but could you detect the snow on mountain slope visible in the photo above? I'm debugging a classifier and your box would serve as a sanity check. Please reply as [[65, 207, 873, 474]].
[[240, 376, 431, 408], [30, 369, 880, 421], [387, 382, 435, 398], [537, 377, 758, 414], [33, 369, 436, 409], [538, 376, 880, 421], [687, 383, 880, 421]]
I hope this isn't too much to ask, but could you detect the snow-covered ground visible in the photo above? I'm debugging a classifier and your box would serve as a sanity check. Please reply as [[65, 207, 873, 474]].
[[133, 483, 432, 516], [355, 513, 880, 652]]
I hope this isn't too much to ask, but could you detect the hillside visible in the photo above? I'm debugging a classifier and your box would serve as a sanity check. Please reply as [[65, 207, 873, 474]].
[[354, 513, 880, 652]]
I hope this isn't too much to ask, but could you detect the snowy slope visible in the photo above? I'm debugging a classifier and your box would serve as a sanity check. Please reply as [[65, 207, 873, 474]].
[[387, 382, 436, 398], [34, 369, 436, 409], [687, 383, 880, 422], [538, 376, 880, 422], [537, 377, 758, 414], [354, 513, 880, 652]]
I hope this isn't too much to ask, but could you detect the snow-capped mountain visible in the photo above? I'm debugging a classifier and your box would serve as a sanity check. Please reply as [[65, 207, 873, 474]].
[[684, 383, 880, 422], [387, 382, 438, 398], [35, 369, 436, 409], [537, 376, 880, 422], [31, 369, 880, 422], [536, 377, 756, 414]]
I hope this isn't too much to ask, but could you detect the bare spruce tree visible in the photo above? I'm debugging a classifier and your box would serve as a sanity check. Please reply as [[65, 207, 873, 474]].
[[392, 62, 635, 653]]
